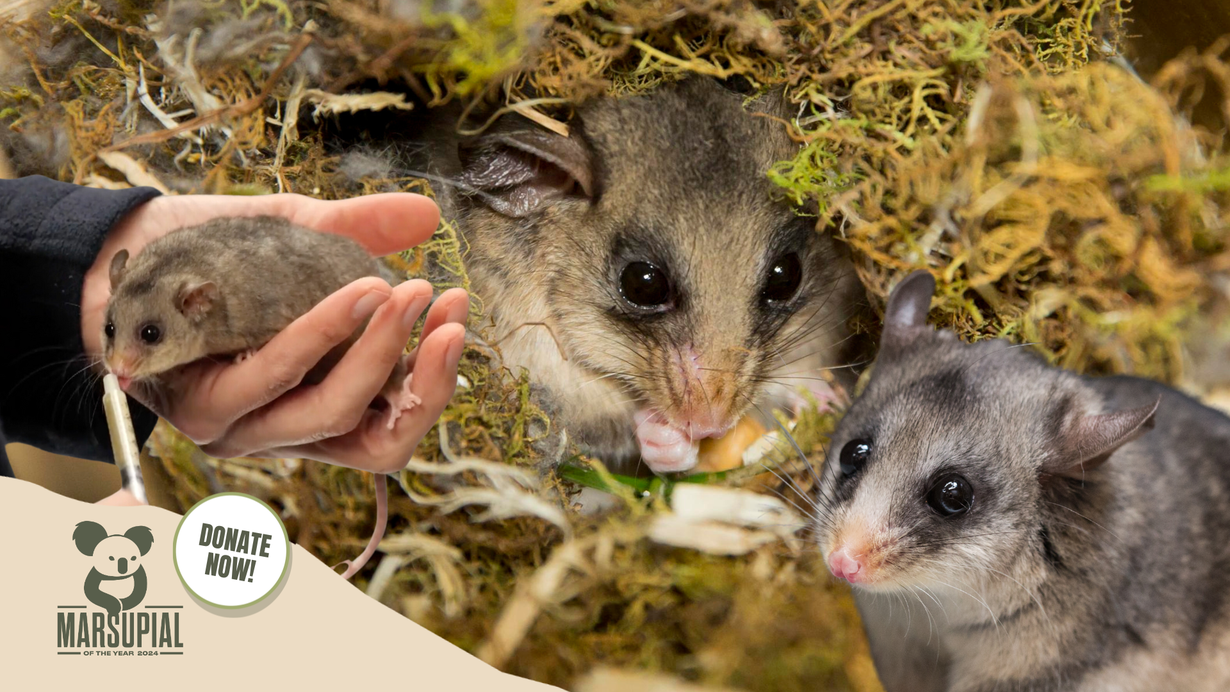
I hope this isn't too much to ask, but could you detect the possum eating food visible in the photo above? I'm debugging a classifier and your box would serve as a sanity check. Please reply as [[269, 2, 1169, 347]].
[[348, 76, 868, 476]]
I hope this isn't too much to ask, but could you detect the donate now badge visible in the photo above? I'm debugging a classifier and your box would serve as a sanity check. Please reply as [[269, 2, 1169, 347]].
[[172, 493, 290, 609]]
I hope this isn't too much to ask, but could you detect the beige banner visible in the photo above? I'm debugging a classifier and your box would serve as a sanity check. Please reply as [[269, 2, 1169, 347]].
[[0, 477, 561, 690]]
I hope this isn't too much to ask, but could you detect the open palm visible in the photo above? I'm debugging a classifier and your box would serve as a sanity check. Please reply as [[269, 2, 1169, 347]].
[[82, 192, 468, 489]]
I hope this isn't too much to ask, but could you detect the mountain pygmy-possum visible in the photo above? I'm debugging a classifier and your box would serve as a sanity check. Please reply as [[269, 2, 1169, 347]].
[[102, 215, 418, 579], [391, 76, 866, 475]]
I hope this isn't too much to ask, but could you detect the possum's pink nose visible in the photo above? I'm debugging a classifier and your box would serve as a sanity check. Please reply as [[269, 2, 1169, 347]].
[[668, 345, 737, 440], [827, 546, 866, 584], [107, 358, 136, 390], [677, 409, 730, 440]]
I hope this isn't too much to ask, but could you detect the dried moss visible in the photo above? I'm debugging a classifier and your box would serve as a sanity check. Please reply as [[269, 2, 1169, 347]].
[[820, 62, 1228, 381]]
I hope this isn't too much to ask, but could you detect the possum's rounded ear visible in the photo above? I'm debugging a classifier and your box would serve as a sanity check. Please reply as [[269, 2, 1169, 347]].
[[109, 250, 129, 290], [124, 526, 155, 556], [458, 119, 593, 218], [73, 521, 108, 556], [1043, 395, 1161, 478], [177, 280, 218, 322], [879, 270, 936, 355]]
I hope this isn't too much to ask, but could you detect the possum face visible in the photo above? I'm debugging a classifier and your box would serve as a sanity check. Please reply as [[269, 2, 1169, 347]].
[[102, 247, 217, 387], [457, 76, 857, 473], [551, 193, 851, 471], [815, 353, 1043, 594], [813, 271, 1159, 599]]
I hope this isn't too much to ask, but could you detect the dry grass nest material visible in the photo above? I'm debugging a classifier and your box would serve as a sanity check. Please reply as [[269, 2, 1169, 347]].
[[6, 1, 1230, 690]]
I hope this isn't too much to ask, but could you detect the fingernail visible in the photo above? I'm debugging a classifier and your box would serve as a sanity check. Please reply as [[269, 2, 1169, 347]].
[[443, 335, 464, 371], [352, 290, 389, 319], [449, 295, 470, 324], [403, 293, 432, 329]]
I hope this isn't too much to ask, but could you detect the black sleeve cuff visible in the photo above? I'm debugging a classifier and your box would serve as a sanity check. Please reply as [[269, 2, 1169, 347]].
[[0, 176, 162, 464]]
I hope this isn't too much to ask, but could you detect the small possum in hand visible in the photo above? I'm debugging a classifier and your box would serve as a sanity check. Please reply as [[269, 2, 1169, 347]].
[[403, 76, 865, 475], [813, 270, 1230, 692], [102, 215, 415, 580]]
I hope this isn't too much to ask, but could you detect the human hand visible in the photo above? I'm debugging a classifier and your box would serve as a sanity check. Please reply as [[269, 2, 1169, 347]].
[[81, 192, 469, 474]]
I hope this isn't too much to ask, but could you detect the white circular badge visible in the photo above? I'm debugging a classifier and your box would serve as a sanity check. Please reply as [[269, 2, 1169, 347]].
[[173, 493, 290, 609]]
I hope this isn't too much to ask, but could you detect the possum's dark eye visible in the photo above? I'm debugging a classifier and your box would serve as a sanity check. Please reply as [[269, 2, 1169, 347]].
[[104, 322, 116, 339], [839, 439, 872, 478], [131, 556, 136, 561], [109, 556, 115, 561], [762, 253, 802, 305], [619, 261, 673, 309], [927, 473, 974, 517], [139, 324, 162, 345]]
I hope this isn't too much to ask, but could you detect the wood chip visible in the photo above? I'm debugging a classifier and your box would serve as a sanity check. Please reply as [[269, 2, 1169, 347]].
[[302, 89, 415, 117], [668, 483, 802, 533], [82, 173, 131, 190], [648, 516, 780, 556]]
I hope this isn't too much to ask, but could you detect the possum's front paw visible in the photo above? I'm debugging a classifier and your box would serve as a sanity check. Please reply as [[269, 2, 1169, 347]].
[[633, 410, 700, 474], [381, 374, 422, 430], [233, 349, 258, 365]]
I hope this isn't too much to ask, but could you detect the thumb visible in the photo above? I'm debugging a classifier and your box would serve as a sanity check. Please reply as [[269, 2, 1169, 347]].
[[289, 193, 442, 256]]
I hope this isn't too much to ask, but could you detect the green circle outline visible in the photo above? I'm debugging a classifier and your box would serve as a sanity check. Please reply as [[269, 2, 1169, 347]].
[[172, 491, 291, 610]]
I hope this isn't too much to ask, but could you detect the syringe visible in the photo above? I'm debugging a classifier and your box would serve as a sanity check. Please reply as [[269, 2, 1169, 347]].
[[102, 373, 148, 505]]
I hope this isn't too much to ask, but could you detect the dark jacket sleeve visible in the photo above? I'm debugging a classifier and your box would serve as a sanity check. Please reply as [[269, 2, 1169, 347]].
[[0, 176, 162, 476]]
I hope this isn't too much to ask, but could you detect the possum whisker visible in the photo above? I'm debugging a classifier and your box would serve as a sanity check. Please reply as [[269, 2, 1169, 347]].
[[1042, 500, 1122, 542], [926, 576, 1000, 631], [982, 566, 1049, 624]]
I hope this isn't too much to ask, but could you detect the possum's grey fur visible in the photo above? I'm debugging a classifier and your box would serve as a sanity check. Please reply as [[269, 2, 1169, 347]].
[[815, 271, 1230, 692]]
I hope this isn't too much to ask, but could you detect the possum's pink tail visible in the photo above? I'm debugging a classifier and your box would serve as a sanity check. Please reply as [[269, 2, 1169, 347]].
[[334, 472, 389, 580]]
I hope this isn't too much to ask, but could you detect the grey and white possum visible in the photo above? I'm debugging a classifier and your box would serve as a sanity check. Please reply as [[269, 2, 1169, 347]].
[[814, 270, 1230, 692]]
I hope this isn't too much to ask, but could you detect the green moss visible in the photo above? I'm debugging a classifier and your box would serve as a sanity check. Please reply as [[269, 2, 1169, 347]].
[[768, 137, 862, 213], [418, 0, 537, 98], [1147, 168, 1230, 194]]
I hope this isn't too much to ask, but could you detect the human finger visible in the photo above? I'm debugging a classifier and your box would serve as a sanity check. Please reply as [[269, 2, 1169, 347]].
[[270, 322, 466, 472], [132, 192, 439, 257], [403, 288, 469, 371], [203, 280, 433, 456], [287, 194, 441, 256], [178, 277, 392, 439]]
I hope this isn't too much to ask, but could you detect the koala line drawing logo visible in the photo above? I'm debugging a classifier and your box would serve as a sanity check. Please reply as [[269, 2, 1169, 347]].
[[72, 521, 154, 617]]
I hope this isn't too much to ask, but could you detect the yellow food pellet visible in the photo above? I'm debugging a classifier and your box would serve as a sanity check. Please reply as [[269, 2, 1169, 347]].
[[694, 416, 769, 473]]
